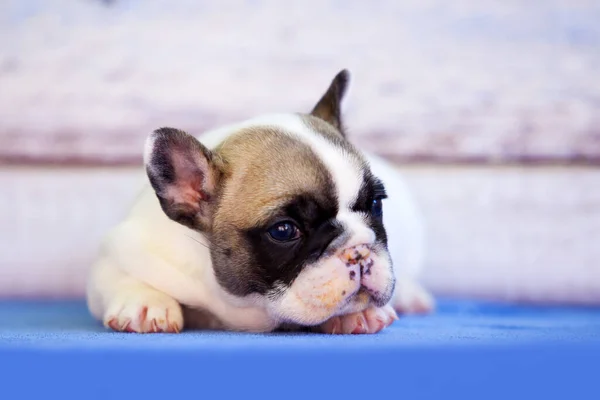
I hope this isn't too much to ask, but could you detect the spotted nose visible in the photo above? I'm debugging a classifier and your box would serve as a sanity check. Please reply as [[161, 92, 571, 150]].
[[340, 244, 371, 265]]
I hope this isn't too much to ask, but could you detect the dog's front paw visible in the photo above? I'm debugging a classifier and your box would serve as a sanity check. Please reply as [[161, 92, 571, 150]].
[[318, 305, 397, 335], [103, 288, 183, 333]]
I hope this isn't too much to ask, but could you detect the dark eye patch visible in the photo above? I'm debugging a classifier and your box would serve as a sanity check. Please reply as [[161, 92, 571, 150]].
[[351, 171, 387, 213], [351, 171, 389, 245], [243, 193, 341, 292]]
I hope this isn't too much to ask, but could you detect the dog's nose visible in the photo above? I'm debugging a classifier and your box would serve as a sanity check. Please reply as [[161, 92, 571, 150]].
[[340, 244, 371, 265]]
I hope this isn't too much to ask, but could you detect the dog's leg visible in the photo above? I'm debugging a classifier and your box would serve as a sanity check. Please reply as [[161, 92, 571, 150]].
[[87, 258, 183, 333], [391, 276, 435, 315]]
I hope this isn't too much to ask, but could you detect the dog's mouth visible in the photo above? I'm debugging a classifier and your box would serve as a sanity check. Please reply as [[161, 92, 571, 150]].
[[347, 287, 371, 307], [337, 285, 389, 315], [362, 286, 393, 307]]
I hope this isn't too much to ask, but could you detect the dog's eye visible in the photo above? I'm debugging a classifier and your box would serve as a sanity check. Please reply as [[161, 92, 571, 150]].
[[267, 221, 301, 242], [371, 198, 383, 218]]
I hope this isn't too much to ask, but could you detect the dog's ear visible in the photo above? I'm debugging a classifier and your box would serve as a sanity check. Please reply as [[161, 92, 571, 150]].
[[310, 69, 350, 134], [144, 127, 224, 231]]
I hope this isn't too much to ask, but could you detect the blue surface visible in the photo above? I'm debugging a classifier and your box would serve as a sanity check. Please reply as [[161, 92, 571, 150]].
[[1, 299, 600, 399]]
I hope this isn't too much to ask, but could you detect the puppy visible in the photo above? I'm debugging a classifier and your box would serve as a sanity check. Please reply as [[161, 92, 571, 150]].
[[86, 70, 434, 334]]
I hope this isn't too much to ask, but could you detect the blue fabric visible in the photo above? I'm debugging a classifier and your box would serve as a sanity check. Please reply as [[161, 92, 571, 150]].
[[1, 299, 599, 400]]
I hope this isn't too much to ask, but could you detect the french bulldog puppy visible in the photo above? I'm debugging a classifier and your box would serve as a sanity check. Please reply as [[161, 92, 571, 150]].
[[86, 70, 434, 334]]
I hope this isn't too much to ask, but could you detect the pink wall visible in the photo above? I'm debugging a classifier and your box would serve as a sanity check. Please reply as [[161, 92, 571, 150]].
[[1, 0, 599, 165]]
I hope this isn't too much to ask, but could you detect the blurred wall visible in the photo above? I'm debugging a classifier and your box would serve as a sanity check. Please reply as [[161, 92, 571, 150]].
[[1, 0, 599, 164], [1, 0, 599, 304]]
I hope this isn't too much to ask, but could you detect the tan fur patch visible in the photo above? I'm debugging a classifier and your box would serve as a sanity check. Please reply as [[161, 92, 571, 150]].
[[213, 127, 332, 231]]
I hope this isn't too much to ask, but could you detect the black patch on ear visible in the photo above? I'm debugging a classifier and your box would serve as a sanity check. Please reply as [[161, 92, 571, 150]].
[[145, 127, 223, 232], [310, 69, 350, 135]]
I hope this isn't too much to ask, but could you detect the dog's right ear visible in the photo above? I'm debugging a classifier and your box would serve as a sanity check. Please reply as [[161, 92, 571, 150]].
[[144, 127, 224, 231], [310, 69, 350, 134]]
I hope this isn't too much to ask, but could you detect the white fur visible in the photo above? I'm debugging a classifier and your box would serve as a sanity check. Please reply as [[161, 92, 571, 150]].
[[271, 255, 363, 325], [86, 113, 432, 333]]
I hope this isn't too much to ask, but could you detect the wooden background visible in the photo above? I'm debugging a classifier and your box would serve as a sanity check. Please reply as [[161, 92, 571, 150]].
[[1, 0, 599, 165], [1, 0, 599, 304]]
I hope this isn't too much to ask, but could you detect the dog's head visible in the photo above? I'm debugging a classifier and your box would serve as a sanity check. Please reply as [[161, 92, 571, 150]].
[[144, 70, 395, 326]]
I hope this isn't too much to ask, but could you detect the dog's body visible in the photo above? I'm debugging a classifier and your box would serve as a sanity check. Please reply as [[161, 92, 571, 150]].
[[86, 71, 434, 334]]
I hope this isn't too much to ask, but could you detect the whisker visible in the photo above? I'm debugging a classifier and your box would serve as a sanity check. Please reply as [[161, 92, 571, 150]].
[[183, 234, 254, 273], [184, 234, 230, 255]]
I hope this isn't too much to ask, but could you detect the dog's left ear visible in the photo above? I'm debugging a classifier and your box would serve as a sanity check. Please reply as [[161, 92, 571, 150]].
[[310, 69, 350, 134], [144, 127, 225, 231]]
